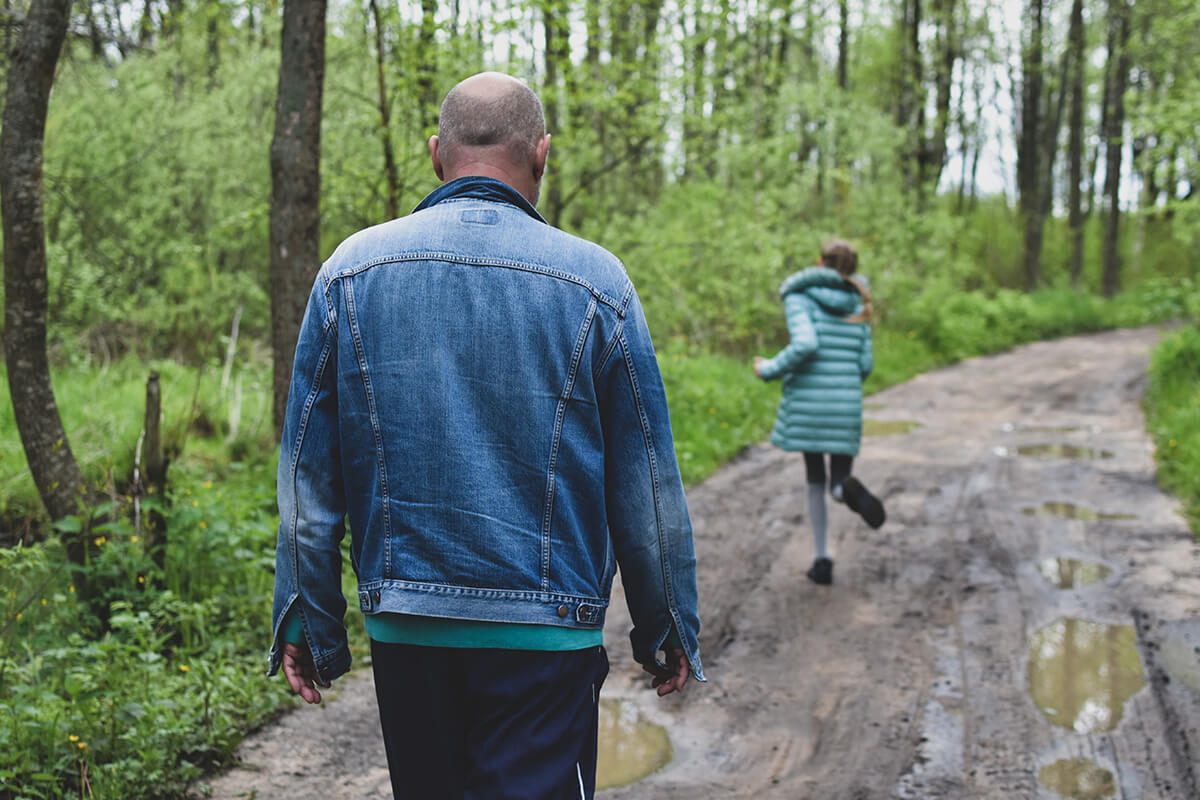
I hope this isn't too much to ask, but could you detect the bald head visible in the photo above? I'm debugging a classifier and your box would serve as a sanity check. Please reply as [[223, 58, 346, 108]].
[[433, 72, 547, 179]]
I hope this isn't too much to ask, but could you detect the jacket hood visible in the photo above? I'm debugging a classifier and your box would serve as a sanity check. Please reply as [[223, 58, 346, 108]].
[[778, 266, 862, 316]]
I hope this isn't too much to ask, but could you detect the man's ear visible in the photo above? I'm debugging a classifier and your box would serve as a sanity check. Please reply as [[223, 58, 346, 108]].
[[532, 134, 551, 181], [429, 135, 445, 181]]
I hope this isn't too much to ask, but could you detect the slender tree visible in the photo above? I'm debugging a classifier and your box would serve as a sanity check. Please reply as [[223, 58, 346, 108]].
[[368, 0, 399, 220], [1101, 0, 1132, 297], [269, 0, 326, 439], [1017, 0, 1045, 289], [1, 0, 87, 526], [1066, 0, 1085, 286]]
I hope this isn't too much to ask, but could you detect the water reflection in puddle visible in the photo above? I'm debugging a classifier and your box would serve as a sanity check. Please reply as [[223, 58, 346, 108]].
[[1028, 618, 1145, 733], [1161, 636, 1200, 696], [1036, 558, 1113, 589], [596, 699, 672, 789], [864, 419, 921, 437], [1022, 502, 1135, 521], [1038, 758, 1116, 799], [1016, 444, 1114, 459]]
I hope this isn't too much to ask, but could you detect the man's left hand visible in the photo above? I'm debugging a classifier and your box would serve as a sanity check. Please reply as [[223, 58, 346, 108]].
[[643, 649, 690, 696], [282, 641, 331, 704]]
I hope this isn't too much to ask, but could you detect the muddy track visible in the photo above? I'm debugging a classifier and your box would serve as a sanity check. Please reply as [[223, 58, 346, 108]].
[[206, 327, 1200, 800]]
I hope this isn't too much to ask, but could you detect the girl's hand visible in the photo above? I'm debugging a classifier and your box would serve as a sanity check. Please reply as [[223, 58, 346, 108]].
[[753, 357, 766, 378]]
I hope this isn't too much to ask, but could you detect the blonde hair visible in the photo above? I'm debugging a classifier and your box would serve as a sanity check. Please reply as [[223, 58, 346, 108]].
[[820, 238, 871, 323]]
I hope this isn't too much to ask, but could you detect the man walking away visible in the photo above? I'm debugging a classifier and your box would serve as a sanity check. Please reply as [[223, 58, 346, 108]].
[[267, 72, 704, 799]]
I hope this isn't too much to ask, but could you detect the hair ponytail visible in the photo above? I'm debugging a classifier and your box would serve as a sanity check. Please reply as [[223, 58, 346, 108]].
[[843, 276, 872, 324]]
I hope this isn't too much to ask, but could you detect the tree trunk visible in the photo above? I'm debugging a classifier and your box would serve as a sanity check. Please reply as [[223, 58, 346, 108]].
[[541, 0, 569, 226], [1066, 0, 1085, 286], [142, 371, 168, 573], [206, 0, 221, 90], [1101, 0, 1132, 298], [1, 0, 87, 527], [922, 0, 956, 191], [837, 0, 848, 90], [269, 0, 326, 440], [368, 0, 398, 220], [417, 0, 438, 135], [1018, 0, 1045, 290]]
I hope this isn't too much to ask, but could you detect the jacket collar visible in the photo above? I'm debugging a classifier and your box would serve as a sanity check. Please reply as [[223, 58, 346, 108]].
[[413, 176, 547, 223]]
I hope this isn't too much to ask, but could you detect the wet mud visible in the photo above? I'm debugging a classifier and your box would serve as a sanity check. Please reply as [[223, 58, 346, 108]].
[[205, 327, 1200, 799]]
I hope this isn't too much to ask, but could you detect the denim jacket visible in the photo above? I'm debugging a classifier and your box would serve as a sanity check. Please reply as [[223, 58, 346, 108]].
[[269, 177, 703, 684]]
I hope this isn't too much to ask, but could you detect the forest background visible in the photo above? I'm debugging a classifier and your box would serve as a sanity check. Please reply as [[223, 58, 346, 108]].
[[0, 0, 1197, 796]]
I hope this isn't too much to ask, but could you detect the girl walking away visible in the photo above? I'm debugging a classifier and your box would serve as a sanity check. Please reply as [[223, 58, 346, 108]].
[[754, 238, 885, 586]]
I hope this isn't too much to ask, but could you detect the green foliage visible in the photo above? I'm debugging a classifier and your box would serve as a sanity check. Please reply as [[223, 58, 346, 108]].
[[656, 341, 777, 486], [1145, 317, 1200, 538], [0, 457, 369, 799], [0, 464, 283, 799], [0, 354, 274, 525]]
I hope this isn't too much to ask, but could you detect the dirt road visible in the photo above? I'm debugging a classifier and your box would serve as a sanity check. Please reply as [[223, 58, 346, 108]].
[[208, 327, 1200, 799]]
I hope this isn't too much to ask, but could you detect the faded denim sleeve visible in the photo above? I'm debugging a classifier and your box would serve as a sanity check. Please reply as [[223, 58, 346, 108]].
[[599, 288, 705, 681], [267, 276, 351, 683], [757, 293, 817, 381]]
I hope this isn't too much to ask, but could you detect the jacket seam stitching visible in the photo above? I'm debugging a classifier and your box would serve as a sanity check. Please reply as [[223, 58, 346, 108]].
[[541, 296, 598, 590], [618, 332, 677, 615], [283, 314, 336, 664], [329, 255, 625, 312], [344, 281, 393, 573]]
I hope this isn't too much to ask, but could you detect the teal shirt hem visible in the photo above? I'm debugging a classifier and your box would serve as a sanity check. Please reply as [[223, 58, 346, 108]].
[[365, 613, 603, 650], [280, 606, 601, 650]]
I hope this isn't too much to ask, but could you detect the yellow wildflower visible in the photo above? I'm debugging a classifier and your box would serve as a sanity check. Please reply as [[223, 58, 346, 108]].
[[199, 521, 207, 530], [180, 664, 190, 673], [77, 742, 87, 750], [131, 536, 138, 543], [69, 735, 79, 742], [41, 598, 46, 605], [203, 481, 213, 489], [138, 576, 145, 584], [69, 585, 75, 593]]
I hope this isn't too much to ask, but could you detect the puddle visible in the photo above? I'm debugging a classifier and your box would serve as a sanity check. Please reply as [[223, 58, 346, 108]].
[[864, 419, 921, 437], [1028, 618, 1146, 733], [1160, 636, 1200, 696], [1001, 423, 1103, 434], [1015, 444, 1114, 459], [1038, 758, 1116, 799], [1036, 558, 1113, 589], [1022, 502, 1135, 521], [596, 699, 672, 789]]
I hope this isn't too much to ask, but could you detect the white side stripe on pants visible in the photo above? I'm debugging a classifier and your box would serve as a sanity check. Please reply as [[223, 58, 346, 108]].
[[576, 762, 586, 799]]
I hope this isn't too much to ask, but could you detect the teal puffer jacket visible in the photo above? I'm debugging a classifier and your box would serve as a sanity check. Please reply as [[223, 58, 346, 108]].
[[758, 267, 873, 455]]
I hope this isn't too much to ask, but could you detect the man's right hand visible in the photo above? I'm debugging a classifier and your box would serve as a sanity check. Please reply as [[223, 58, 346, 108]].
[[643, 649, 690, 697], [282, 641, 331, 704]]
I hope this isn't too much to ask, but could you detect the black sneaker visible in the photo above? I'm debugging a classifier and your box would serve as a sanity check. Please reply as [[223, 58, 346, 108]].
[[807, 557, 833, 585], [841, 477, 886, 529]]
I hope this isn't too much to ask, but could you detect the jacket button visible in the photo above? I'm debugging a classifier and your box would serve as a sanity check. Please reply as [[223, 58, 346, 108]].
[[557, 605, 569, 618]]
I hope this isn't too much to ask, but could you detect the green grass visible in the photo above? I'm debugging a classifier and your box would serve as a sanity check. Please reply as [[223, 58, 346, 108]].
[[1144, 324, 1200, 538]]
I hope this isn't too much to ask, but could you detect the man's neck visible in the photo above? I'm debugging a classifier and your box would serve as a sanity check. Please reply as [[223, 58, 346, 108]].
[[444, 162, 537, 206]]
